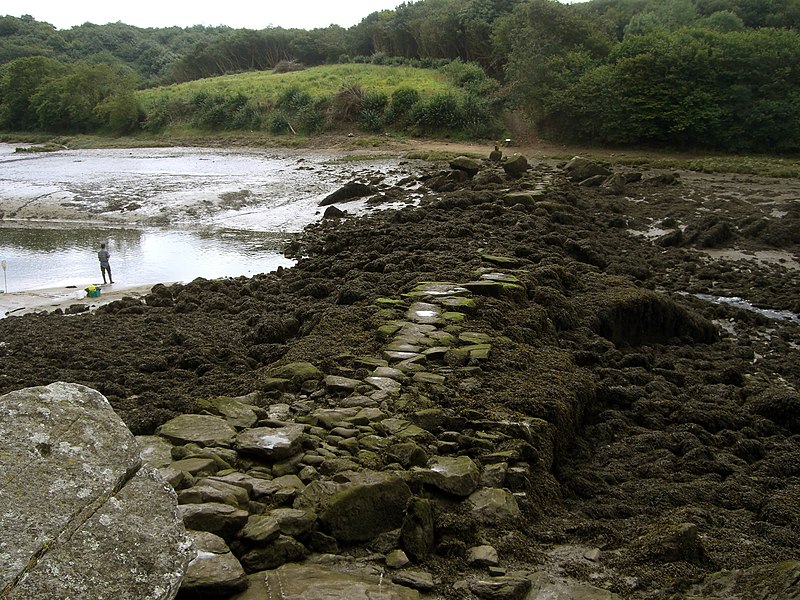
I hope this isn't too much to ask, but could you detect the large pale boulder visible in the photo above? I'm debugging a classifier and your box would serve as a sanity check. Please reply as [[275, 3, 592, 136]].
[[0, 382, 192, 600]]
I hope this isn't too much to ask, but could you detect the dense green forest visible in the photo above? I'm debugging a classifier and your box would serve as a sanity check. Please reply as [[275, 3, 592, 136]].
[[1, 0, 799, 151]]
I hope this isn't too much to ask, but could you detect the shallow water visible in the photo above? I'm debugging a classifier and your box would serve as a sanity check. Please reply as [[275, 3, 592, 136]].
[[0, 144, 414, 291], [688, 292, 800, 323], [0, 223, 293, 292]]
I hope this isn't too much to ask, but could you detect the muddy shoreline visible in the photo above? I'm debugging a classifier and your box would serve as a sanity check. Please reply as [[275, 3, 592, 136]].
[[0, 148, 798, 598]]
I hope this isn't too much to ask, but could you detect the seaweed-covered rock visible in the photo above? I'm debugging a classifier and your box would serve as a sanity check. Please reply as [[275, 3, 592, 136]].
[[298, 470, 412, 543], [319, 181, 375, 206], [588, 284, 718, 346]]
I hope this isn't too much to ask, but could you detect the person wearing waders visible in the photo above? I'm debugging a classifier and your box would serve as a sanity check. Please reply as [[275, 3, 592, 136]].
[[98, 243, 114, 284]]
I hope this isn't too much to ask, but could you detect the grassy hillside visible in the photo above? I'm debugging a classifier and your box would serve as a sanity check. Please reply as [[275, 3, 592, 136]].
[[131, 62, 501, 139], [136, 64, 456, 109]]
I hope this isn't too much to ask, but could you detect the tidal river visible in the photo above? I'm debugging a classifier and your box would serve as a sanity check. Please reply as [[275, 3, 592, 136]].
[[0, 144, 415, 293]]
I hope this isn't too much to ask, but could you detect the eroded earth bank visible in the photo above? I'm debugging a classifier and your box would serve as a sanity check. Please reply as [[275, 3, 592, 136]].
[[1, 151, 799, 599]]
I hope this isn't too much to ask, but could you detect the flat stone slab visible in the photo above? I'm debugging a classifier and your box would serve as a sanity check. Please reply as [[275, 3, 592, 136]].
[[364, 376, 403, 394], [481, 272, 520, 283], [407, 282, 470, 299], [324, 375, 362, 394], [0, 383, 192, 599], [235, 425, 306, 461], [413, 372, 447, 386], [384, 350, 426, 363], [372, 366, 406, 380], [194, 396, 259, 429], [407, 302, 442, 324], [156, 413, 238, 447]]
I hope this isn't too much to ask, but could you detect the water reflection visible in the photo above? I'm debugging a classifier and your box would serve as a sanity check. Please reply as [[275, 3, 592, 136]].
[[0, 222, 294, 292]]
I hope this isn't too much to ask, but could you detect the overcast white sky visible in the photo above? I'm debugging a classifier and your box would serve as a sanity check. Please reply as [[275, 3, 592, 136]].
[[2, 0, 414, 30]]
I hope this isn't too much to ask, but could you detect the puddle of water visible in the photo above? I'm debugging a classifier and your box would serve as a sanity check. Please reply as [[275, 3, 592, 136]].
[[702, 248, 800, 271], [687, 292, 800, 323], [0, 222, 293, 292]]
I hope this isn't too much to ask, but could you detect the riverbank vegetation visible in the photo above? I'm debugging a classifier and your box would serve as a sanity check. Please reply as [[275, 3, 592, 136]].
[[1, 0, 800, 152]]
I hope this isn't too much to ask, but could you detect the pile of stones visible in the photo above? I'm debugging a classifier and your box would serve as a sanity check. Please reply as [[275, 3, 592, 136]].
[[141, 276, 574, 598]]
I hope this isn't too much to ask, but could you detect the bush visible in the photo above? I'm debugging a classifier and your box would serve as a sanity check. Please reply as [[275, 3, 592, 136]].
[[267, 111, 291, 134], [459, 93, 501, 138], [296, 104, 326, 134], [273, 60, 305, 74], [358, 91, 388, 132], [440, 59, 495, 94], [96, 91, 144, 134], [330, 84, 364, 123], [190, 92, 260, 131], [142, 95, 171, 133], [386, 87, 420, 126], [410, 92, 462, 131], [276, 86, 313, 112]]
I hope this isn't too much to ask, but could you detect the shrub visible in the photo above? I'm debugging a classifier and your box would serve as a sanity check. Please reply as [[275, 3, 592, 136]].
[[273, 60, 305, 74], [386, 87, 420, 125], [276, 86, 313, 112], [410, 92, 462, 131], [459, 93, 501, 138], [358, 91, 388, 132], [96, 91, 144, 134], [330, 84, 364, 123], [267, 111, 291, 134], [190, 92, 260, 131]]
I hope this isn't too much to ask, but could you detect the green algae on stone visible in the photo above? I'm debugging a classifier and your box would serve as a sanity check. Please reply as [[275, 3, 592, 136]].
[[442, 311, 467, 323], [459, 331, 493, 344], [481, 254, 522, 267], [412, 372, 446, 386], [435, 296, 476, 312], [480, 272, 519, 284], [269, 361, 323, 386], [378, 323, 404, 338], [375, 298, 406, 307], [462, 280, 525, 298]]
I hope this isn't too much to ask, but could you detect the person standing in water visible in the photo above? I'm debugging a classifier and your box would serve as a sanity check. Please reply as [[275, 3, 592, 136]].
[[98, 243, 114, 284]]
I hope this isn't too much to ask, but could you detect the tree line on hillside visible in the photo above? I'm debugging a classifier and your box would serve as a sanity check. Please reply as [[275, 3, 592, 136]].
[[1, 0, 800, 151]]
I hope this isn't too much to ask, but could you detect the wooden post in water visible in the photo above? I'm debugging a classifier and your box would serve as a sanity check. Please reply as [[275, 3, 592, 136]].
[[1, 259, 6, 293]]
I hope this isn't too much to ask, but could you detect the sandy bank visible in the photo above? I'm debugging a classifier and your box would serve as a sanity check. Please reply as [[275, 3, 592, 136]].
[[0, 282, 155, 317]]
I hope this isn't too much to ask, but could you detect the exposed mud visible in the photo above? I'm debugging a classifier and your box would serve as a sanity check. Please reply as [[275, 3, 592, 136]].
[[0, 149, 798, 598]]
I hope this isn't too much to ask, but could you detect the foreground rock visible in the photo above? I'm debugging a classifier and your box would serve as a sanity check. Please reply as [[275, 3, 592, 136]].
[[0, 382, 192, 599]]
